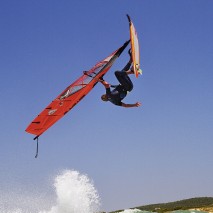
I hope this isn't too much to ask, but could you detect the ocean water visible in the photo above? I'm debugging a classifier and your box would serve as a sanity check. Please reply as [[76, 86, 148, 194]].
[[0, 170, 208, 213], [115, 210, 150, 213], [116, 210, 149, 213]]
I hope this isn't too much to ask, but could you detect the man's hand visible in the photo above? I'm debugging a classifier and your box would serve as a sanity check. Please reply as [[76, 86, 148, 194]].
[[128, 49, 133, 63], [135, 102, 141, 107], [128, 48, 132, 57], [99, 76, 104, 82]]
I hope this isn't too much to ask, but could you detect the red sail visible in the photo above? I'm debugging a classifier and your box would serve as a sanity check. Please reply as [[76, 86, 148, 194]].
[[26, 41, 129, 138]]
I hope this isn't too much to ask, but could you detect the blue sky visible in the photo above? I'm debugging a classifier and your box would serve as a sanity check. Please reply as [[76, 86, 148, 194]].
[[0, 0, 213, 212]]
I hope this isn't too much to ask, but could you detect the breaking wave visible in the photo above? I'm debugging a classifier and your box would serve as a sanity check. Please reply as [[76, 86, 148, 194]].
[[40, 170, 100, 213], [0, 170, 100, 213]]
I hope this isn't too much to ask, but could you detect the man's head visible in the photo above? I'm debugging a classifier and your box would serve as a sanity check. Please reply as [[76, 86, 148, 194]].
[[101, 94, 108, 102]]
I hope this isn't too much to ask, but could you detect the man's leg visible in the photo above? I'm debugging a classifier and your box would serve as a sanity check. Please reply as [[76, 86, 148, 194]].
[[115, 71, 133, 92]]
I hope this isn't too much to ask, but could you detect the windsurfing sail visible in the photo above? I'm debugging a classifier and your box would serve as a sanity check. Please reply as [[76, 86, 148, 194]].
[[26, 40, 130, 139], [127, 14, 141, 78]]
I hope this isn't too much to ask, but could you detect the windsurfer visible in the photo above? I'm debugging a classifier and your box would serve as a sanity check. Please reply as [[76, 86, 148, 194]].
[[99, 50, 141, 108]]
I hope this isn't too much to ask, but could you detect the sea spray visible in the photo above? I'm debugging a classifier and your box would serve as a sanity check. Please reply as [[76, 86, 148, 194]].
[[0, 170, 100, 213], [0, 188, 51, 213], [40, 170, 101, 213]]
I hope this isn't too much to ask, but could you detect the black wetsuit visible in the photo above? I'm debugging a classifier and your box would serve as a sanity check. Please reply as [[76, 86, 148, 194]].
[[105, 61, 133, 106]]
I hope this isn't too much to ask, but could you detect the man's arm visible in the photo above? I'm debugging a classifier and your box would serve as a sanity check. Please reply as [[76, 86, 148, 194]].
[[99, 79, 110, 88], [121, 102, 141, 108]]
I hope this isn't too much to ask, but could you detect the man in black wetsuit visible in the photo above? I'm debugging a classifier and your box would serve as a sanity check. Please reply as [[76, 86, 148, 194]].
[[99, 50, 141, 108]]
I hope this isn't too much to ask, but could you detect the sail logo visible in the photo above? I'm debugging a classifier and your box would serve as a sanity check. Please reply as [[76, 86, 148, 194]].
[[48, 109, 57, 115]]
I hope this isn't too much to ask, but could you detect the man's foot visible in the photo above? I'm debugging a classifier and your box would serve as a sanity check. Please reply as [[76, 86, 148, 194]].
[[138, 69, 142, 75]]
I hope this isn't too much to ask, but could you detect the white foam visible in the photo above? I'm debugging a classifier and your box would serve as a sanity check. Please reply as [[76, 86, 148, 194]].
[[0, 170, 101, 213], [40, 170, 101, 213], [118, 209, 144, 213]]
